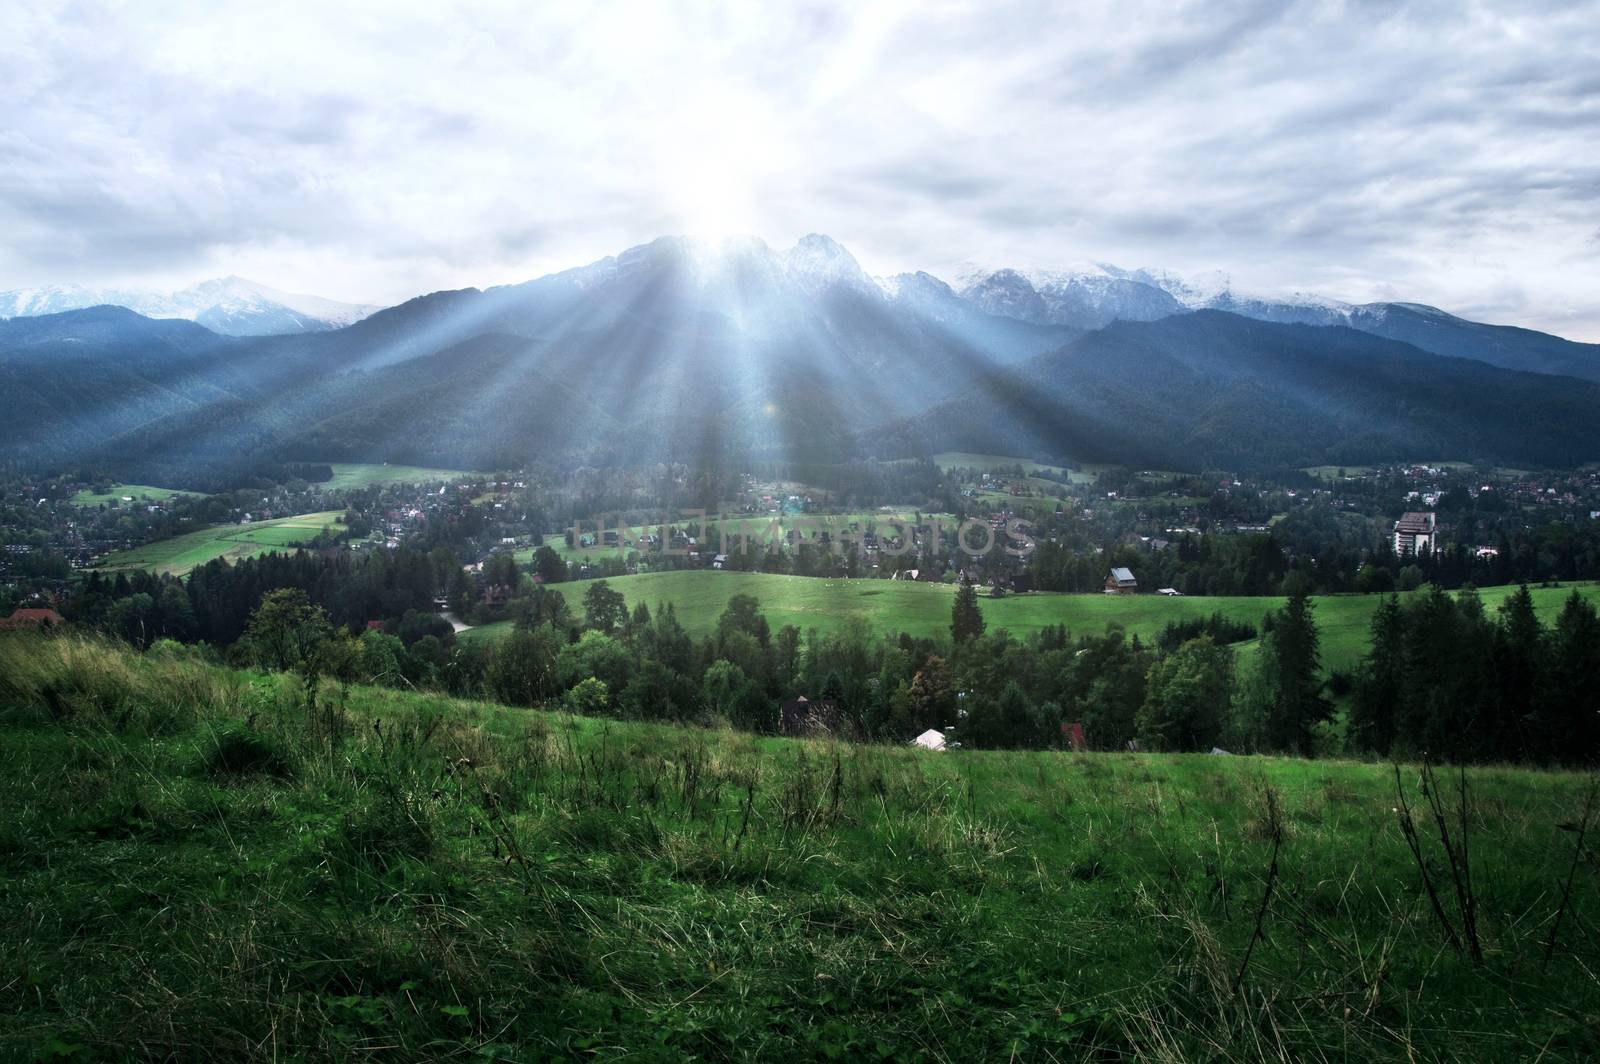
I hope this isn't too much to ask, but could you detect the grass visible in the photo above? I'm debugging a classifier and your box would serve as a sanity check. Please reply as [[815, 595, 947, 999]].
[[70, 483, 207, 506], [321, 462, 473, 491], [462, 570, 1600, 675], [934, 451, 1105, 483], [2, 630, 1597, 1061], [91, 511, 346, 576], [522, 510, 959, 565]]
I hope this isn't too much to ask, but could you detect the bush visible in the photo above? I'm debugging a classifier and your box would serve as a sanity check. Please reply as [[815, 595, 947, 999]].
[[203, 727, 294, 781]]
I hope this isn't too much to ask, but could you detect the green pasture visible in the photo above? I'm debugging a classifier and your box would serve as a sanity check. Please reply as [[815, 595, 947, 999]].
[[91, 511, 346, 576]]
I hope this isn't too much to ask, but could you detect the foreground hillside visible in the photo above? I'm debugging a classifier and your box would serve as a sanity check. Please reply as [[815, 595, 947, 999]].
[[2, 633, 1596, 1061]]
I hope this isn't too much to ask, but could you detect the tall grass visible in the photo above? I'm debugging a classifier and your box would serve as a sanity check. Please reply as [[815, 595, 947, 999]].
[[2, 630, 1598, 1061]]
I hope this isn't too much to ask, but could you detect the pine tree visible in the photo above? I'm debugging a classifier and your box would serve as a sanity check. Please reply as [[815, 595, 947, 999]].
[[1349, 595, 1403, 756], [1263, 588, 1330, 755], [1489, 584, 1542, 761], [950, 582, 986, 644], [1543, 590, 1600, 765]]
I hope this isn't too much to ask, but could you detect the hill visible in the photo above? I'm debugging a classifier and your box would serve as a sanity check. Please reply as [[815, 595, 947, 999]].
[[2, 630, 1595, 1060]]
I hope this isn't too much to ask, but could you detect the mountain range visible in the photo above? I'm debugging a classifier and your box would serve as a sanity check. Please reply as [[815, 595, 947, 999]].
[[0, 276, 379, 336], [2, 234, 1598, 477]]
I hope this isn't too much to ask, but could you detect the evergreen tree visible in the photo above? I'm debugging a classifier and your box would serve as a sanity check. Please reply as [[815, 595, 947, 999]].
[[1349, 595, 1404, 756], [950, 582, 986, 644], [1542, 590, 1600, 765], [1263, 589, 1331, 755]]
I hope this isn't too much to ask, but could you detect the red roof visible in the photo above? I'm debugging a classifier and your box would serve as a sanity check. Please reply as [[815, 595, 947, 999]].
[[2, 608, 64, 628]]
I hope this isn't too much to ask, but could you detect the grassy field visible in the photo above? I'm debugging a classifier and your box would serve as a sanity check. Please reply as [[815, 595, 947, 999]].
[[934, 451, 1105, 483], [2, 631, 1596, 1061], [462, 570, 1600, 674], [70, 483, 207, 506], [91, 511, 346, 576], [321, 462, 474, 491], [524, 510, 959, 565]]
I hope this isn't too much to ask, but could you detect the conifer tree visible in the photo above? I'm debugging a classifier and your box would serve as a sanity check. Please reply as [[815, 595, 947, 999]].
[[950, 582, 986, 644]]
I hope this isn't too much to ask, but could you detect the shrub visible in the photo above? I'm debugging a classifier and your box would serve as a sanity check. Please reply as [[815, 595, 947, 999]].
[[203, 727, 294, 781]]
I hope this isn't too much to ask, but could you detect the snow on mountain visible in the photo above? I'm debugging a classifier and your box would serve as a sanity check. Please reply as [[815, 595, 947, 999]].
[[0, 276, 380, 336], [952, 257, 1384, 331]]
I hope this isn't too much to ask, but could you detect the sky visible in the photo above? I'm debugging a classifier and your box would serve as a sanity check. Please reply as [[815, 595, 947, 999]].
[[2, 0, 1598, 338]]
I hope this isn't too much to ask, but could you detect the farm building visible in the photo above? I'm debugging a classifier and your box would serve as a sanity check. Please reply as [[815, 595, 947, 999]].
[[1103, 567, 1138, 594], [912, 729, 947, 751]]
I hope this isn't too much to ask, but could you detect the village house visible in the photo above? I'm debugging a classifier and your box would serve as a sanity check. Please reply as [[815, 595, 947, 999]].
[[1103, 567, 1138, 594], [0, 607, 64, 630]]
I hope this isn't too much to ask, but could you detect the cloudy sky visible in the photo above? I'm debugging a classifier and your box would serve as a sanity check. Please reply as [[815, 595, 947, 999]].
[[3, 0, 1598, 337]]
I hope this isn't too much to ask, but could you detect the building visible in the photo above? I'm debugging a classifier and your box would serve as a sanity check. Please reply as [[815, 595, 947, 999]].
[[0, 607, 64, 630], [1103, 567, 1138, 595], [1393, 512, 1437, 556], [912, 728, 947, 751], [779, 696, 841, 736]]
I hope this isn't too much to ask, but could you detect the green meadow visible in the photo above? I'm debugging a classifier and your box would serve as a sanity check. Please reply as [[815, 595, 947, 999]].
[[463, 570, 1600, 675], [2, 631, 1595, 1061], [522, 510, 961, 565], [321, 462, 474, 491], [92, 511, 346, 576], [934, 450, 1103, 483], [70, 483, 208, 506]]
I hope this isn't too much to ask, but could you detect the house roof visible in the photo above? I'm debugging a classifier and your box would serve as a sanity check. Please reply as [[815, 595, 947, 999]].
[[2, 607, 64, 628], [1109, 567, 1136, 583], [1395, 512, 1435, 533]]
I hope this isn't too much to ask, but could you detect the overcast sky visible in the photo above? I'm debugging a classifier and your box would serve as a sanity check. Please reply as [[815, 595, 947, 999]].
[[3, 0, 1598, 337]]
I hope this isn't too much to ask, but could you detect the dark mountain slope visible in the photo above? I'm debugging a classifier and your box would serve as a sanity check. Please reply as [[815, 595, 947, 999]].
[[877, 311, 1600, 471]]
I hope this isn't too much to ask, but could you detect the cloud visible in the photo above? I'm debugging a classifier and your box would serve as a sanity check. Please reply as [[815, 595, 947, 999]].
[[0, 0, 1597, 338]]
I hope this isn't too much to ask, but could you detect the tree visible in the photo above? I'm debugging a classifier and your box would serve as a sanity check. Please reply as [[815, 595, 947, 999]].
[[486, 624, 562, 706], [1262, 589, 1331, 755], [950, 582, 986, 644], [1137, 637, 1233, 751], [963, 680, 1042, 749], [556, 630, 633, 697], [702, 660, 748, 720], [565, 677, 610, 717], [1543, 590, 1600, 765], [156, 583, 195, 641], [532, 545, 566, 585], [1349, 595, 1403, 756], [908, 655, 954, 731], [242, 589, 335, 674], [620, 658, 686, 720], [1488, 584, 1542, 761], [717, 593, 770, 648], [582, 580, 627, 634]]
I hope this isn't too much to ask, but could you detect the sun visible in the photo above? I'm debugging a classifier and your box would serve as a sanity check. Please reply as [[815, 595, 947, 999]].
[[653, 92, 784, 241]]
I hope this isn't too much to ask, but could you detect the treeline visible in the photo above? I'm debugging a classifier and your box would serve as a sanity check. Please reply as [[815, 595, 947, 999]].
[[65, 547, 462, 649], [1029, 532, 1293, 596], [51, 537, 1600, 765], [1348, 585, 1600, 764]]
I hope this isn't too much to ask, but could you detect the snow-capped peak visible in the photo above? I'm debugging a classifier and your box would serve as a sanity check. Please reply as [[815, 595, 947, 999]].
[[0, 276, 380, 335]]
